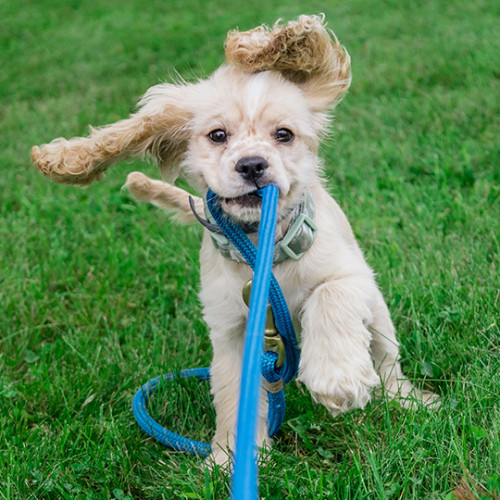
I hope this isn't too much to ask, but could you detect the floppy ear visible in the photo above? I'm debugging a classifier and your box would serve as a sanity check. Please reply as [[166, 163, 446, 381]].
[[225, 14, 351, 112], [31, 83, 196, 186]]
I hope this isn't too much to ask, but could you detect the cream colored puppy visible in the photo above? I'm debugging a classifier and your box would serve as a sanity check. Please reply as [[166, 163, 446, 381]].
[[32, 15, 437, 465]]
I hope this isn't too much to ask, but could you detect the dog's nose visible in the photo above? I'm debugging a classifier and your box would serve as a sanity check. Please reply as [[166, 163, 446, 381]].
[[235, 156, 269, 182]]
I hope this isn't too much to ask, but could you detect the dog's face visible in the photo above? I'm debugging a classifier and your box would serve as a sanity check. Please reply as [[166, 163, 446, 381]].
[[180, 67, 328, 223]]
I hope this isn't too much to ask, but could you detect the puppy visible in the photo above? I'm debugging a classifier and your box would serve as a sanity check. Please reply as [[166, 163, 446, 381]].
[[32, 15, 438, 465]]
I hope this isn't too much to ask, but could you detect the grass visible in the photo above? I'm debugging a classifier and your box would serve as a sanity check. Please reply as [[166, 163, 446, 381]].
[[1, 0, 499, 498]]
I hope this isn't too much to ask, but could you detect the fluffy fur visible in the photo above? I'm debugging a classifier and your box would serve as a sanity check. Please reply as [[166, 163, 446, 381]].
[[32, 15, 438, 466]]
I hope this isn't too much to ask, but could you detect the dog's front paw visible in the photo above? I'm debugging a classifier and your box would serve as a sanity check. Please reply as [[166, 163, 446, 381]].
[[300, 365, 380, 416], [205, 445, 232, 472], [206, 426, 271, 471]]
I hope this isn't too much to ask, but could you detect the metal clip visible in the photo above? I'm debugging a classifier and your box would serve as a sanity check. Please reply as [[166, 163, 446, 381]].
[[242, 280, 285, 367]]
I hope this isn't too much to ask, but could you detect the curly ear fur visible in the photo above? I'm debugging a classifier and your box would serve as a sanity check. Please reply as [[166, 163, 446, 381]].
[[31, 83, 195, 186], [225, 14, 351, 112]]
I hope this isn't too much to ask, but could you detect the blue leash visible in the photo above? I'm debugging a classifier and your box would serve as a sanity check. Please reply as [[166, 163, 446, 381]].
[[132, 185, 300, 497], [226, 184, 279, 498], [132, 368, 211, 456]]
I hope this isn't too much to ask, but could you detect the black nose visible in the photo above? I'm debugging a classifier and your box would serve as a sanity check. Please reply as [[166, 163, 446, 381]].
[[235, 156, 269, 182]]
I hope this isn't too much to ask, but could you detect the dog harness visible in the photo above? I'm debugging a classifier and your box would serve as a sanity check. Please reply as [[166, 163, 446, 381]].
[[192, 191, 317, 264]]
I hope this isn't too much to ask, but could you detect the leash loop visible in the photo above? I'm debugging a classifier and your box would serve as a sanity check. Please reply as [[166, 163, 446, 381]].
[[261, 351, 286, 437], [132, 368, 211, 456]]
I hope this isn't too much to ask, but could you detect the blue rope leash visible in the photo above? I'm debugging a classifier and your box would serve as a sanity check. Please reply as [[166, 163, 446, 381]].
[[132, 368, 211, 456], [132, 186, 300, 498], [261, 351, 285, 437], [228, 185, 279, 498]]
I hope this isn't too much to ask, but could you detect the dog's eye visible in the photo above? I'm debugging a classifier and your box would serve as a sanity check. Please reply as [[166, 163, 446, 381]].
[[208, 129, 228, 144], [275, 128, 294, 144]]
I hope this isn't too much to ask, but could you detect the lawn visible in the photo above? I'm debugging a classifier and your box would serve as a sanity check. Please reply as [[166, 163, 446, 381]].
[[1, 0, 498, 498]]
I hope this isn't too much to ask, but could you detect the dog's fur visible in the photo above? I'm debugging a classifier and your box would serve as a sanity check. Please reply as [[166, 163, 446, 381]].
[[32, 15, 438, 465]]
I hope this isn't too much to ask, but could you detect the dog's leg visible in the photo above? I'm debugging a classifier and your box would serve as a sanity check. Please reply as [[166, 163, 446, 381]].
[[125, 171, 202, 223], [200, 258, 271, 467], [208, 331, 271, 468], [298, 277, 381, 415], [369, 290, 440, 407], [208, 332, 244, 466]]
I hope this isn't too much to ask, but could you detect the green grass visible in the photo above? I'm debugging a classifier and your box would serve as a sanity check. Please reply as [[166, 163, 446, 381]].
[[1, 0, 499, 498]]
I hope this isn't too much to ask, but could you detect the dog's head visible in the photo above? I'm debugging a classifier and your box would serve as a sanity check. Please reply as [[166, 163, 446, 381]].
[[179, 66, 330, 222], [32, 15, 350, 222]]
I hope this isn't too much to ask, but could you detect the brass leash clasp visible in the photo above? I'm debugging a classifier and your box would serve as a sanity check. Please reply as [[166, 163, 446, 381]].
[[242, 280, 285, 367]]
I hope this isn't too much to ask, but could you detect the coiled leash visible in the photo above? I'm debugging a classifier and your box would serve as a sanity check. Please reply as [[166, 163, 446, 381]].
[[132, 368, 211, 456], [132, 185, 301, 498]]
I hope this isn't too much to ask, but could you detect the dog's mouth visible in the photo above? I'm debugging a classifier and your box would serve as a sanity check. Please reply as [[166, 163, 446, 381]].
[[222, 191, 262, 208]]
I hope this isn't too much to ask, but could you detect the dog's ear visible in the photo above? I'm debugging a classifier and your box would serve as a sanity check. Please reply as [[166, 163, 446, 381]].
[[31, 83, 196, 186], [225, 14, 351, 112]]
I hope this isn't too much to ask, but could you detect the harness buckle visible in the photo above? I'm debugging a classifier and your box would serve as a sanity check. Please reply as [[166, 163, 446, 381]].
[[278, 212, 317, 261]]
